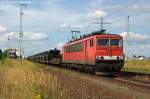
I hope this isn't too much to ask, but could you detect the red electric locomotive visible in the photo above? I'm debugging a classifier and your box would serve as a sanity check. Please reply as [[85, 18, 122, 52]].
[[62, 30, 124, 73]]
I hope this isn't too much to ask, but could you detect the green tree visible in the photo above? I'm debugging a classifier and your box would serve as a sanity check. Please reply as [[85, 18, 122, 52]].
[[0, 49, 2, 60]]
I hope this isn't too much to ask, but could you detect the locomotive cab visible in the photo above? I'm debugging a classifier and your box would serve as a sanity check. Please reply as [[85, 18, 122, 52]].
[[95, 34, 124, 72]]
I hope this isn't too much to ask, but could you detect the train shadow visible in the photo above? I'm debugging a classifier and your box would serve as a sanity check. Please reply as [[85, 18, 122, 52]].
[[95, 71, 150, 79], [112, 71, 150, 78], [95, 72, 117, 78]]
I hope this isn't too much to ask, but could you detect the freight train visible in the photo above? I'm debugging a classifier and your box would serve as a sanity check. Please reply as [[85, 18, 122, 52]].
[[28, 48, 62, 65], [28, 30, 124, 74]]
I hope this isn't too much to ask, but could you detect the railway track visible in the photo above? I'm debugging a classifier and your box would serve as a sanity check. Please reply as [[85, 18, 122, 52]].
[[113, 76, 150, 91], [113, 71, 150, 90], [36, 63, 150, 98], [95, 71, 150, 92], [37, 62, 150, 93], [78, 70, 150, 93], [87, 72, 150, 99]]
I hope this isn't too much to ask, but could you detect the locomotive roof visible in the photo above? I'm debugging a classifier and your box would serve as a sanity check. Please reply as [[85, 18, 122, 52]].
[[65, 30, 122, 46]]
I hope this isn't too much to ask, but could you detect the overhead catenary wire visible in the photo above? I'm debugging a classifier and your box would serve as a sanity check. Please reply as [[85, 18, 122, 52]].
[[104, 0, 145, 33], [0, 0, 60, 5], [90, 0, 139, 32], [109, 8, 143, 26], [103, 0, 138, 29], [104, 0, 138, 19]]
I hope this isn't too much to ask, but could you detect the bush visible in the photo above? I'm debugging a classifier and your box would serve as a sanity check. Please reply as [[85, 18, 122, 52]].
[[0, 49, 2, 60]]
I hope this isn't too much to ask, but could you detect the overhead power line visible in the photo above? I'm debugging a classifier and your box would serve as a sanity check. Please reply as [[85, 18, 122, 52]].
[[90, 0, 139, 32], [104, 0, 138, 18], [0, 0, 59, 5], [93, 16, 110, 30]]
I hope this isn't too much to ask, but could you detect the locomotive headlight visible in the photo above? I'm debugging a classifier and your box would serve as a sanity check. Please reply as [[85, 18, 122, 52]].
[[96, 56, 103, 59], [96, 56, 105, 60]]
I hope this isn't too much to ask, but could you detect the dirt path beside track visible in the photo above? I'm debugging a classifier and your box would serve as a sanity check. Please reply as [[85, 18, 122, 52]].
[[37, 63, 150, 99]]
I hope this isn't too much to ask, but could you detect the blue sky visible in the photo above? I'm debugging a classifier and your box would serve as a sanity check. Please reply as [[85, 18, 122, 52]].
[[0, 0, 150, 57]]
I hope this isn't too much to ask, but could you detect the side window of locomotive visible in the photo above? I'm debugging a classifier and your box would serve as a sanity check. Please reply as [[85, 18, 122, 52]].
[[66, 43, 83, 52], [97, 39, 109, 46], [110, 39, 122, 46], [90, 39, 94, 47], [66, 46, 70, 52], [73, 43, 83, 52]]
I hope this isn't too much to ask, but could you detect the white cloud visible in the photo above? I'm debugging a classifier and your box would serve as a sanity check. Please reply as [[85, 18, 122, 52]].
[[59, 24, 68, 28], [120, 32, 150, 42], [0, 24, 7, 32], [23, 32, 48, 40], [87, 10, 106, 19], [0, 2, 106, 33], [94, 10, 106, 17], [56, 42, 65, 50], [0, 32, 15, 43], [0, 31, 48, 43]]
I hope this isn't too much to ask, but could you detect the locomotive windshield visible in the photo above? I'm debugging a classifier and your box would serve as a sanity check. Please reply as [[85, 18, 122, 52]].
[[97, 38, 122, 46], [110, 39, 122, 46], [97, 39, 109, 46]]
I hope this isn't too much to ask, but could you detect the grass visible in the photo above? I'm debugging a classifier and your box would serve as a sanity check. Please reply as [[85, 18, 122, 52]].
[[0, 59, 149, 98], [0, 59, 64, 99], [123, 60, 150, 74]]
